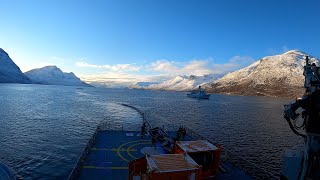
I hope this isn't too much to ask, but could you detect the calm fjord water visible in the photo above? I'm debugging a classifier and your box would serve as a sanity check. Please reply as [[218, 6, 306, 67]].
[[0, 84, 303, 179]]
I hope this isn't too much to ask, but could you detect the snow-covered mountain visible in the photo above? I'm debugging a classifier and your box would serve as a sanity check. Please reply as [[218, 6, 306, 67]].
[[130, 74, 221, 91], [129, 82, 159, 89], [205, 50, 318, 98], [25, 66, 90, 87], [0, 48, 30, 83]]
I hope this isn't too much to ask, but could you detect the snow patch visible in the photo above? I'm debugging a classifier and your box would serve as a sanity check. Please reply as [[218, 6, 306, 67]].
[[130, 74, 222, 91], [207, 50, 318, 98], [25, 65, 90, 87]]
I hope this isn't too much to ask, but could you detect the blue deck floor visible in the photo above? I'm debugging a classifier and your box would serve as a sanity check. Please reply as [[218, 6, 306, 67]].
[[78, 131, 159, 180], [77, 130, 253, 180]]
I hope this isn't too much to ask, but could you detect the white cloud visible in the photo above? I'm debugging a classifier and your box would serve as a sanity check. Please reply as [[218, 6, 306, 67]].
[[79, 72, 172, 88], [148, 60, 179, 72], [77, 56, 254, 87], [147, 57, 253, 76], [181, 60, 212, 75], [211, 55, 255, 74], [76, 62, 141, 72], [147, 60, 212, 75]]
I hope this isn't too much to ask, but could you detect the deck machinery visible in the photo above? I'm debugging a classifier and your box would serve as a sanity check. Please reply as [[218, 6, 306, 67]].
[[129, 128, 221, 180], [282, 56, 320, 179]]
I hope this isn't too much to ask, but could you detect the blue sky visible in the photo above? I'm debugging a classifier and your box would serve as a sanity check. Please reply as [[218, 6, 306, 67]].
[[1, 0, 319, 84]]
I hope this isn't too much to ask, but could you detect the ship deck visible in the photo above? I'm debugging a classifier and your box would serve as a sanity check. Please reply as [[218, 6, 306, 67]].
[[76, 130, 253, 180], [78, 130, 152, 179]]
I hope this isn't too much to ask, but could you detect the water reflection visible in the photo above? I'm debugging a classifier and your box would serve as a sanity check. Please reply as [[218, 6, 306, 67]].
[[0, 84, 302, 179]]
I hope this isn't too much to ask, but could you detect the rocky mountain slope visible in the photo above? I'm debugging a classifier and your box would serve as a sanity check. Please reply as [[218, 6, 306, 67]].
[[0, 48, 30, 83], [205, 50, 317, 98], [25, 66, 90, 87]]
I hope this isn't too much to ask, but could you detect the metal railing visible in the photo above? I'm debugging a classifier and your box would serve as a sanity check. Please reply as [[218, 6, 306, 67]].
[[68, 125, 99, 180], [68, 103, 148, 179], [68, 103, 278, 180], [120, 103, 152, 130]]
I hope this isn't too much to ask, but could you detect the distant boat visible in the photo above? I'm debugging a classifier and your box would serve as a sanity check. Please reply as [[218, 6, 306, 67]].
[[187, 86, 210, 99]]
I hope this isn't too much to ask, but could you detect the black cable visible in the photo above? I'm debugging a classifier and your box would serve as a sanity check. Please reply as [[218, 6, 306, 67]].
[[285, 117, 307, 138], [292, 116, 306, 130]]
